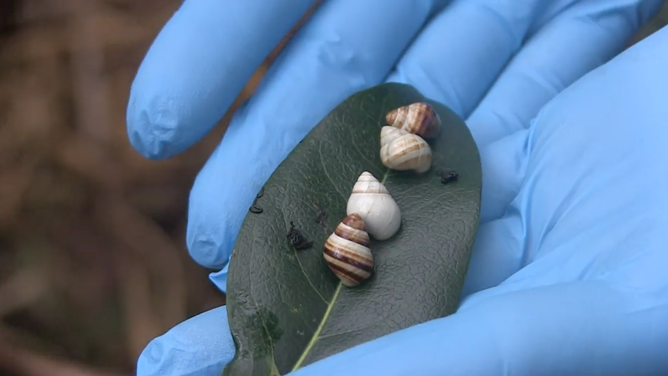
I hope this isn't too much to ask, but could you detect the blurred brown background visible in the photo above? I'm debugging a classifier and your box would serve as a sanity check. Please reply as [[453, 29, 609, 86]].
[[0, 1, 666, 375]]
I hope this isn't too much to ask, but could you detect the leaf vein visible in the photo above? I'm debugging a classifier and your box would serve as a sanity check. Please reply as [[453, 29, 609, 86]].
[[279, 181, 330, 306], [248, 226, 278, 366], [350, 129, 376, 168], [319, 138, 347, 201], [316, 326, 369, 341], [295, 253, 329, 305]]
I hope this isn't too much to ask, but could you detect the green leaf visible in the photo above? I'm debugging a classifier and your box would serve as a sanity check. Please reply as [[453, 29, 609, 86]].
[[222, 83, 482, 376]]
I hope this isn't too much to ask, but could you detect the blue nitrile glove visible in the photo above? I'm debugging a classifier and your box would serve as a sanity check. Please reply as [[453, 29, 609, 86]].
[[126, 0, 668, 375]]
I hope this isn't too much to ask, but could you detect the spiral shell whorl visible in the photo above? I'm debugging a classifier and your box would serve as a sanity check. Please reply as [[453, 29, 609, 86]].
[[386, 102, 440, 139], [380, 126, 404, 146], [323, 213, 373, 287], [346, 172, 402, 241], [352, 171, 388, 195], [380, 127, 432, 173]]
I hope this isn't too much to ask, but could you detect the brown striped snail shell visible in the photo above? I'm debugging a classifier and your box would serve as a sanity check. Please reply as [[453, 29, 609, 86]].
[[380, 126, 432, 173], [386, 102, 441, 139], [323, 213, 374, 287]]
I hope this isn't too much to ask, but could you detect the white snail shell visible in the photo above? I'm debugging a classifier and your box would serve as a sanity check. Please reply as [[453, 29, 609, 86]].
[[323, 213, 374, 287], [380, 126, 432, 174], [346, 171, 401, 241], [386, 102, 441, 139]]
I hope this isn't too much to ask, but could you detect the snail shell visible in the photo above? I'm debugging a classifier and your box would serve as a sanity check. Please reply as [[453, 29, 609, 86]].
[[380, 126, 432, 174], [346, 171, 401, 241], [323, 213, 374, 287], [386, 102, 440, 139]]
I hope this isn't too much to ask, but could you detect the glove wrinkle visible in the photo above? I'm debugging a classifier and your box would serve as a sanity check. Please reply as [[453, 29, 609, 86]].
[[467, 0, 662, 147], [478, 128, 530, 223]]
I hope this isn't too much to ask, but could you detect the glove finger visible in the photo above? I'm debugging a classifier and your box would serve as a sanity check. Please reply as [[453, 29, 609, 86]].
[[126, 0, 318, 159], [477, 128, 530, 224], [462, 214, 524, 298], [460, 134, 529, 296], [385, 0, 551, 119], [289, 281, 668, 376], [466, 19, 668, 295], [185, 0, 446, 281], [137, 306, 234, 376], [466, 0, 664, 148], [445, 126, 530, 296], [499, 22, 668, 269]]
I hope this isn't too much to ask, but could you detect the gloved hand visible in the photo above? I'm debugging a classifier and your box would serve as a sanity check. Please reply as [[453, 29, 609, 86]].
[[126, 0, 668, 375]]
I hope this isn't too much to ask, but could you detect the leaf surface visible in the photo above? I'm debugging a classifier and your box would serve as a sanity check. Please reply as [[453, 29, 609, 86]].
[[222, 83, 482, 376]]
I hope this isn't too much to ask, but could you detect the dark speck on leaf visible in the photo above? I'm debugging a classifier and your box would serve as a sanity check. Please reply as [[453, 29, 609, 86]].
[[436, 168, 459, 185], [312, 202, 328, 227], [287, 221, 313, 251]]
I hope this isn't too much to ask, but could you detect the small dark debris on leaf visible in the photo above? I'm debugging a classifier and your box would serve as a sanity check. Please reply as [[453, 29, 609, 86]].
[[436, 168, 459, 185], [249, 187, 265, 214], [312, 202, 328, 227], [287, 221, 313, 250]]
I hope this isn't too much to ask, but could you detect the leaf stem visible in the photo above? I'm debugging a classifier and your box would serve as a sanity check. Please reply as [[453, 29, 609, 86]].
[[291, 166, 390, 370], [291, 283, 342, 371]]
